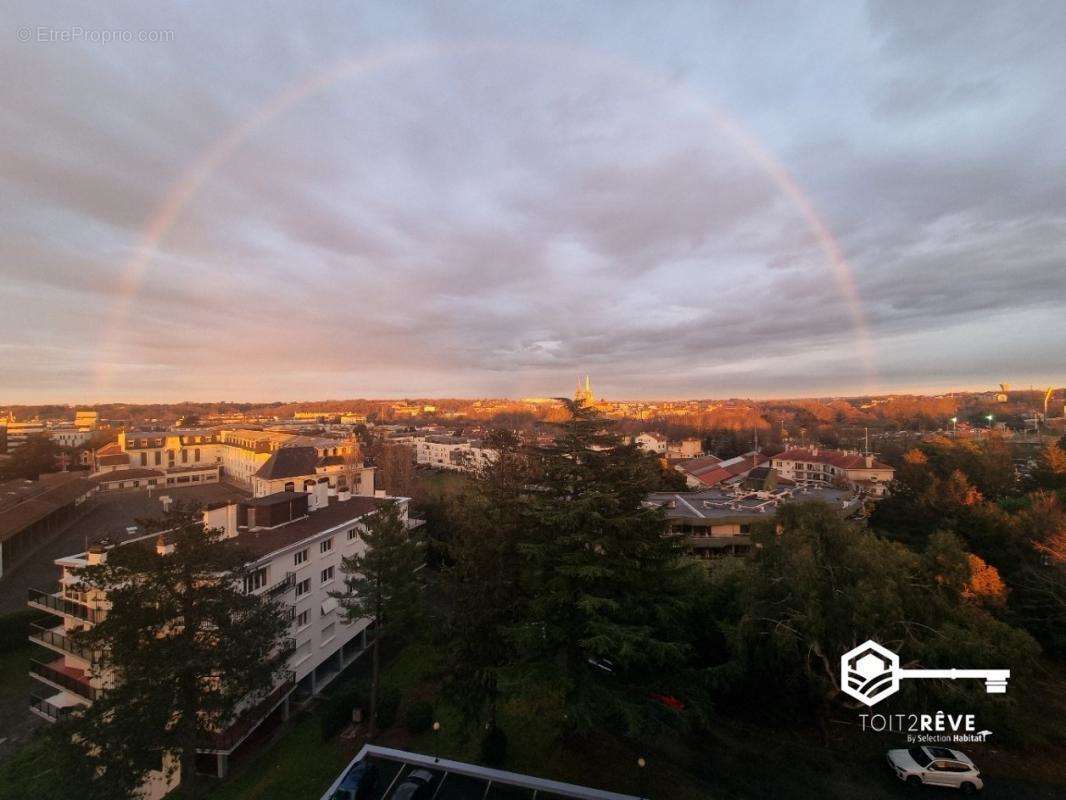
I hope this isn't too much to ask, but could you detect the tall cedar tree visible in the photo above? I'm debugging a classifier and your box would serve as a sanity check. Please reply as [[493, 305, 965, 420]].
[[333, 501, 423, 738], [62, 507, 294, 799], [440, 429, 529, 730], [508, 400, 698, 733]]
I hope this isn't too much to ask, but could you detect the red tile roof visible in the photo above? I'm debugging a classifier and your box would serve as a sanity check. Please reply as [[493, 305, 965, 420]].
[[772, 448, 891, 471]]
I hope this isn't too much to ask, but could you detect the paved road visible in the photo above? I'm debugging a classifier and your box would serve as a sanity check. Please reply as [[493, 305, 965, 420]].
[[0, 483, 248, 614]]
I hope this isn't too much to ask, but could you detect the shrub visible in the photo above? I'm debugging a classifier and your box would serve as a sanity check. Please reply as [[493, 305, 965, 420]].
[[375, 686, 401, 730], [404, 700, 434, 734], [480, 725, 507, 767]]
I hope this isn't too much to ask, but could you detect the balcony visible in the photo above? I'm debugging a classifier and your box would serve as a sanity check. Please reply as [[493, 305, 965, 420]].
[[30, 658, 100, 701], [266, 572, 295, 597], [28, 588, 101, 623], [29, 692, 84, 723], [28, 623, 98, 661], [199, 671, 295, 753]]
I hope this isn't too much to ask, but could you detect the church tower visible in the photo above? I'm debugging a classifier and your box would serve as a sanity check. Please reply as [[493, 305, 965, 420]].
[[574, 374, 594, 405]]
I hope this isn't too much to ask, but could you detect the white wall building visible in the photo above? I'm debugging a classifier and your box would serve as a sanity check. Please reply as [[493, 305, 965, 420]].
[[413, 435, 497, 473], [27, 486, 417, 795], [770, 447, 895, 496]]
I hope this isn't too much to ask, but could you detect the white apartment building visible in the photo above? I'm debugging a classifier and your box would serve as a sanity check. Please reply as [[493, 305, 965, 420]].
[[634, 432, 668, 455], [101, 428, 362, 492], [27, 484, 414, 795], [413, 435, 497, 473], [770, 447, 895, 496], [50, 427, 94, 448]]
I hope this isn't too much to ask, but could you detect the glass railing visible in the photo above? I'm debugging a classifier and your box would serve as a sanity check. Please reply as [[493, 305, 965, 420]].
[[30, 661, 100, 701], [29, 693, 81, 721], [28, 623, 98, 661], [28, 588, 100, 623]]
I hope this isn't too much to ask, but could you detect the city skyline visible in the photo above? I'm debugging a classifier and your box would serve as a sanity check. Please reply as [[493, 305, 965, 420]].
[[4, 2, 1065, 403]]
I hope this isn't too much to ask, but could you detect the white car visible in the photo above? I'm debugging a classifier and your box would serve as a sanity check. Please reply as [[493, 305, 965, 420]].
[[887, 746, 983, 793]]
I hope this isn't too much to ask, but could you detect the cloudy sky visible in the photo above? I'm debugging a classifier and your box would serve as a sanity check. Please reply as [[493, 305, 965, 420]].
[[2, 1, 1064, 403]]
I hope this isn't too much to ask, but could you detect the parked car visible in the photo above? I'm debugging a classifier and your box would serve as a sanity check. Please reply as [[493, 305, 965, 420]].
[[331, 758, 379, 800], [887, 746, 983, 793], [391, 768, 436, 800]]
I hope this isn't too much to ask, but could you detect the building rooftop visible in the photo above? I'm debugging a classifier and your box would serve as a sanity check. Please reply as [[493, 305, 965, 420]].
[[0, 472, 96, 545], [772, 448, 891, 471], [254, 446, 323, 480], [647, 484, 860, 523], [321, 745, 640, 800], [233, 494, 389, 560]]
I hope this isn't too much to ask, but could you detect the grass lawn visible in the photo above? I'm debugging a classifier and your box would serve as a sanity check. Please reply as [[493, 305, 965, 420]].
[[205, 711, 354, 800]]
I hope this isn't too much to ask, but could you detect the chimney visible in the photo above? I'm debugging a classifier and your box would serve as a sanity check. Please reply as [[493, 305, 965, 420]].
[[864, 454, 873, 468], [155, 534, 175, 556], [87, 543, 107, 566], [338, 489, 352, 502], [311, 481, 329, 510]]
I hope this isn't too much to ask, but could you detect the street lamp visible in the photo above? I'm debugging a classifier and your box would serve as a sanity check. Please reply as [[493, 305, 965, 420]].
[[432, 721, 441, 763], [637, 757, 647, 799], [950, 417, 958, 438], [986, 414, 994, 431]]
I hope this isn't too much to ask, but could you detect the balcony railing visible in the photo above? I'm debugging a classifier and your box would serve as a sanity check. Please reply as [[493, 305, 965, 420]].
[[266, 572, 295, 597], [29, 693, 81, 722], [199, 671, 295, 752], [28, 588, 100, 623], [30, 660, 100, 701], [28, 623, 98, 662]]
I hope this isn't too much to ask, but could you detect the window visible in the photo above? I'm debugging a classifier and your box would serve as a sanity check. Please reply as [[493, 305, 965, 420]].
[[194, 448, 200, 461], [321, 566, 335, 584], [154, 451, 161, 465], [243, 567, 268, 594], [140, 452, 147, 466], [294, 548, 308, 566], [321, 622, 335, 643], [347, 528, 358, 541], [284, 481, 295, 493], [181, 449, 188, 463], [320, 537, 333, 554], [296, 610, 309, 629], [295, 578, 311, 598]]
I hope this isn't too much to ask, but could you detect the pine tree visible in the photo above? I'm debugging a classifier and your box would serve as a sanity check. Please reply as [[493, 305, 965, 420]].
[[508, 400, 699, 733], [62, 506, 294, 799], [333, 501, 423, 738], [440, 429, 529, 730]]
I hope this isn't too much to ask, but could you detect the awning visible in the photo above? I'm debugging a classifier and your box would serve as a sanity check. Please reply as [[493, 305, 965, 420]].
[[320, 597, 338, 616]]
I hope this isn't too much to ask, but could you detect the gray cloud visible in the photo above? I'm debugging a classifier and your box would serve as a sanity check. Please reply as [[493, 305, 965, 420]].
[[0, 1, 1064, 402]]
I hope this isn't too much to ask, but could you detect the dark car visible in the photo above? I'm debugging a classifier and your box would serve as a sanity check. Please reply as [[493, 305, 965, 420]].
[[331, 759, 380, 800], [391, 768, 436, 800]]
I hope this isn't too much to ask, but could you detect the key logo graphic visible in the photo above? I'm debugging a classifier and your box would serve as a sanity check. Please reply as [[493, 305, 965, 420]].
[[841, 640, 1010, 707]]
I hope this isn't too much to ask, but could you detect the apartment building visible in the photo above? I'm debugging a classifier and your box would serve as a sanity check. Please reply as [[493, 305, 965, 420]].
[[27, 484, 413, 794], [634, 432, 668, 454], [770, 447, 895, 496], [74, 409, 99, 430], [413, 435, 497, 473], [1, 417, 45, 452], [96, 428, 363, 493], [49, 427, 94, 448]]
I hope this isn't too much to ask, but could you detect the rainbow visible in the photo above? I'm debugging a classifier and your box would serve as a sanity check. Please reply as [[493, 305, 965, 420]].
[[97, 41, 877, 394]]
